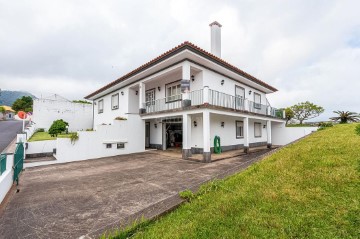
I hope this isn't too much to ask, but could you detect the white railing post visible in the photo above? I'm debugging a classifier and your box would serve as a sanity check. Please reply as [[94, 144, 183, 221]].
[[203, 86, 209, 104], [244, 99, 249, 111], [283, 109, 286, 119]]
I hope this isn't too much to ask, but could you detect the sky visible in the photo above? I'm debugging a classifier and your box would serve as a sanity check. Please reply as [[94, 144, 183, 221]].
[[0, 0, 359, 121]]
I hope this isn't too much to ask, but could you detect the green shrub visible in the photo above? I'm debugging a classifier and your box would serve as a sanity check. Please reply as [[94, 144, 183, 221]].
[[179, 189, 195, 202], [70, 133, 79, 144], [318, 122, 333, 130], [115, 116, 127, 120], [48, 119, 69, 137], [355, 124, 360, 136], [36, 128, 45, 132]]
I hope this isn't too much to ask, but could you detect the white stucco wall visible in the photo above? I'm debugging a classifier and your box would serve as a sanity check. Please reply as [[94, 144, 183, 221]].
[[0, 154, 14, 204], [55, 115, 145, 162], [202, 69, 267, 104], [26, 140, 56, 154], [33, 99, 93, 131], [271, 124, 317, 145], [93, 86, 130, 127]]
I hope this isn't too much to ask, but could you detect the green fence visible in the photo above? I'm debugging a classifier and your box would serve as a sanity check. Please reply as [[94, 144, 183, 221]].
[[13, 143, 24, 184], [0, 154, 6, 175]]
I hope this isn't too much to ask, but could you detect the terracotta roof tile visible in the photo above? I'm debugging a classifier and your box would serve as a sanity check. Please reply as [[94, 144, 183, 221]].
[[85, 41, 277, 99]]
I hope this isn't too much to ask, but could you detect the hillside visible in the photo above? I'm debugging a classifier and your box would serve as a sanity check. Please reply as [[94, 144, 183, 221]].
[[0, 90, 36, 106], [104, 124, 360, 238]]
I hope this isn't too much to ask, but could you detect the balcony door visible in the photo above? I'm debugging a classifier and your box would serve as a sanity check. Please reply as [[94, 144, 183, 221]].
[[235, 85, 245, 110]]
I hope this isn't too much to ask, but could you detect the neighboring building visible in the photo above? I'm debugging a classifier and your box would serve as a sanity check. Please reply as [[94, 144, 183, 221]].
[[85, 22, 286, 162], [0, 106, 15, 120], [32, 94, 93, 131]]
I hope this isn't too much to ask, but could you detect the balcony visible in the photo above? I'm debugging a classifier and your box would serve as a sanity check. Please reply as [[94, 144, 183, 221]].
[[141, 88, 284, 119]]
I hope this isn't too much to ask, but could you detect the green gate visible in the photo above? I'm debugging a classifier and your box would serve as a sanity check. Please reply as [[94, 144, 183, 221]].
[[0, 154, 6, 176], [13, 143, 24, 184]]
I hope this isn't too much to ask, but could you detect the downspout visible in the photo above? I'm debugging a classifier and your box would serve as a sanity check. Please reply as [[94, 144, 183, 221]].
[[92, 100, 95, 129]]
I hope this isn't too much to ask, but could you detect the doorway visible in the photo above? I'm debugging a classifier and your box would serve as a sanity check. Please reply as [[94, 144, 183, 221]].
[[165, 123, 182, 151], [145, 122, 150, 148]]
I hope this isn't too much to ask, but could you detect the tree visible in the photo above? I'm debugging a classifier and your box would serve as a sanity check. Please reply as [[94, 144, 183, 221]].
[[330, 111, 360, 124], [12, 96, 33, 112], [0, 106, 5, 120], [284, 107, 294, 125], [48, 119, 69, 137], [72, 100, 91, 104], [290, 101, 324, 124]]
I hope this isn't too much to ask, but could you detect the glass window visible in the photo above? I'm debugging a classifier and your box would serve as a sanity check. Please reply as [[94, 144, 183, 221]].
[[145, 89, 155, 105], [236, 121, 244, 138], [166, 82, 181, 102], [254, 93, 261, 109], [111, 94, 119, 110], [98, 99, 104, 114], [254, 122, 262, 137]]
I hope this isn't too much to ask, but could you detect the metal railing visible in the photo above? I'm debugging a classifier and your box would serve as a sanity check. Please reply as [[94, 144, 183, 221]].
[[143, 95, 182, 113], [189, 89, 204, 106], [140, 87, 283, 119], [208, 89, 245, 110], [0, 154, 6, 176]]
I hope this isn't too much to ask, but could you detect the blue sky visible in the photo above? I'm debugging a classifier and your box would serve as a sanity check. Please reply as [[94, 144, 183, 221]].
[[0, 0, 359, 121]]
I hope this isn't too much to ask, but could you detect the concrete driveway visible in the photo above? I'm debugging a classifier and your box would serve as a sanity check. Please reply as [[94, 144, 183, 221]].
[[0, 120, 23, 153], [0, 149, 273, 239]]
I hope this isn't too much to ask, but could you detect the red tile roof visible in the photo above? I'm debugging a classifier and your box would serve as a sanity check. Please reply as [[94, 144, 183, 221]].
[[85, 41, 277, 99]]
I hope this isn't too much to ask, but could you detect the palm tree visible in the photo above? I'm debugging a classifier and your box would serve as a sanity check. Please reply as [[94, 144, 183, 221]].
[[330, 111, 360, 124]]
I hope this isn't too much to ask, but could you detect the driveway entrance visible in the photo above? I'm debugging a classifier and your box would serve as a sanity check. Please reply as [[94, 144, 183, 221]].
[[0, 149, 273, 238]]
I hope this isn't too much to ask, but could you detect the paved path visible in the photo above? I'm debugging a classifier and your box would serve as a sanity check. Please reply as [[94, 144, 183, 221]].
[[0, 121, 22, 153], [0, 149, 274, 239]]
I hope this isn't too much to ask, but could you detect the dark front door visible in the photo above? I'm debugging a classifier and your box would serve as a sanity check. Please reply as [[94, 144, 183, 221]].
[[145, 122, 150, 148]]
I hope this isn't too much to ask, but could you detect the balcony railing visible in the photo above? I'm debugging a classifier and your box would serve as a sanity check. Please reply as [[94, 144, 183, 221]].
[[141, 88, 284, 119]]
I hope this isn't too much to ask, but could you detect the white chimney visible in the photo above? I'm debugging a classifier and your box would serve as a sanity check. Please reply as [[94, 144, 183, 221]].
[[209, 21, 222, 57]]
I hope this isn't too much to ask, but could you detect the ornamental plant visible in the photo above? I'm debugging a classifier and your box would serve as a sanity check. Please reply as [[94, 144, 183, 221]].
[[48, 119, 69, 137]]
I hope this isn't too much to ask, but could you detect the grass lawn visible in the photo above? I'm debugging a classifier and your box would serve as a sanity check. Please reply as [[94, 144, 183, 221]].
[[104, 123, 360, 239], [28, 131, 72, 142]]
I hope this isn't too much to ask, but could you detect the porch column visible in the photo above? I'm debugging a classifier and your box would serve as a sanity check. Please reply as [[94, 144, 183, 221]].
[[139, 82, 146, 114], [243, 117, 249, 153], [182, 113, 192, 159], [182, 61, 191, 106], [203, 86, 209, 104], [267, 120, 272, 148], [203, 110, 211, 162]]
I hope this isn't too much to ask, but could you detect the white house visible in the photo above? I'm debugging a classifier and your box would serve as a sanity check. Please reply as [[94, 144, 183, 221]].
[[83, 22, 288, 163], [32, 94, 93, 131]]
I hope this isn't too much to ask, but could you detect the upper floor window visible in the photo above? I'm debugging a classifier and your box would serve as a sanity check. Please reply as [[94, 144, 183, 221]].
[[98, 99, 104, 114], [166, 81, 181, 102], [254, 122, 262, 137], [254, 93, 261, 109], [236, 121, 244, 138], [145, 89, 155, 106], [111, 93, 119, 110]]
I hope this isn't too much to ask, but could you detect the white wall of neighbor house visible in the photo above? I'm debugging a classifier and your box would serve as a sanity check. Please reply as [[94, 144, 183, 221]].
[[55, 115, 145, 162], [93, 86, 130, 127], [26, 140, 56, 155], [33, 99, 93, 131], [271, 123, 317, 145], [0, 154, 14, 204], [202, 69, 267, 103]]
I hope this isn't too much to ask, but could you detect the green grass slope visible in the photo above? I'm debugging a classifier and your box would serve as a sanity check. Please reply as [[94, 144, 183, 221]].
[[106, 124, 360, 239]]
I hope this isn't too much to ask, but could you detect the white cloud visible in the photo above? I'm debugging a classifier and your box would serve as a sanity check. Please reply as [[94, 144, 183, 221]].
[[0, 0, 359, 121]]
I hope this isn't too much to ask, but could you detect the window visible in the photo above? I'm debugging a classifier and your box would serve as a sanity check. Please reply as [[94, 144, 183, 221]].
[[254, 93, 261, 109], [235, 86, 245, 109], [106, 143, 112, 148], [166, 82, 181, 102], [98, 99, 104, 114], [145, 89, 155, 106], [254, 122, 262, 137], [111, 93, 119, 110], [117, 143, 125, 149], [236, 121, 244, 138]]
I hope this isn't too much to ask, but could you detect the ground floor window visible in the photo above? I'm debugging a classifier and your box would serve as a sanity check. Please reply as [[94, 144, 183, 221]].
[[254, 122, 262, 137], [236, 121, 244, 138]]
